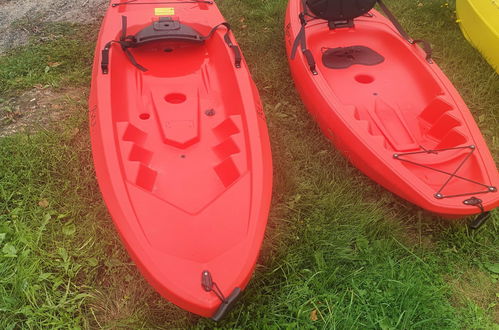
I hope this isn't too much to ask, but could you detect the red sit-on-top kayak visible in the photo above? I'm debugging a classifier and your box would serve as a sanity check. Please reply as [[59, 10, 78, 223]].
[[89, 0, 272, 320], [285, 0, 499, 221]]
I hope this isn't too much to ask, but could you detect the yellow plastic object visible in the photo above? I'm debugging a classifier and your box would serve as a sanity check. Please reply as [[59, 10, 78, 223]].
[[456, 0, 499, 73]]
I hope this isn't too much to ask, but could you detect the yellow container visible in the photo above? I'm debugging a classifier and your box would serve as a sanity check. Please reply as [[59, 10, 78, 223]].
[[456, 0, 499, 73]]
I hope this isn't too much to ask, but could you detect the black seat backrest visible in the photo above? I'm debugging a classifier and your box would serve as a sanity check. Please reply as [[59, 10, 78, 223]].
[[133, 17, 205, 46], [306, 0, 377, 21]]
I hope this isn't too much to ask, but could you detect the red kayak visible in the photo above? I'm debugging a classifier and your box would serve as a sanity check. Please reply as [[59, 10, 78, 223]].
[[285, 0, 499, 222], [89, 0, 272, 320]]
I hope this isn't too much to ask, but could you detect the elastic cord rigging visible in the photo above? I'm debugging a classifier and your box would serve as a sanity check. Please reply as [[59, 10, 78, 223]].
[[393, 145, 497, 199], [209, 282, 227, 303], [201, 270, 228, 303]]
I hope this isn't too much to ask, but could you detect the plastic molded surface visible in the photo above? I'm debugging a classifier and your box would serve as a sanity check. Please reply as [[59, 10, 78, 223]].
[[285, 0, 499, 217], [457, 0, 499, 73], [89, 0, 272, 318]]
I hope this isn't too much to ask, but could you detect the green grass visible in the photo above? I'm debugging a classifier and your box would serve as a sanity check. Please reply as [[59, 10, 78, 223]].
[[0, 21, 95, 96], [0, 0, 498, 328]]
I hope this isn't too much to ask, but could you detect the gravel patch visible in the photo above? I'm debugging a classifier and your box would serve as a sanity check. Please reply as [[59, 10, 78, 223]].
[[0, 0, 108, 53]]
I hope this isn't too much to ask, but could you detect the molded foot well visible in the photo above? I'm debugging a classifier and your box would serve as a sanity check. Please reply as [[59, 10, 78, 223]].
[[136, 164, 158, 192], [212, 116, 243, 187], [129, 144, 154, 164], [436, 128, 468, 149], [118, 123, 157, 190], [427, 114, 461, 140], [214, 158, 241, 188], [122, 124, 148, 144], [419, 97, 453, 124], [213, 137, 240, 159], [419, 98, 468, 148], [213, 117, 240, 137], [371, 98, 417, 151]]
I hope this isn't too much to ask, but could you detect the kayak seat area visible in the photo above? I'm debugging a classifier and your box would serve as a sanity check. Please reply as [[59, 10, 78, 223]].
[[322, 46, 385, 69], [108, 30, 249, 214], [306, 24, 470, 152]]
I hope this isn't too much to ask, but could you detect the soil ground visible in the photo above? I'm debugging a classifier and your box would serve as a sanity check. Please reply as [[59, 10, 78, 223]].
[[0, 0, 107, 54], [0, 0, 101, 136]]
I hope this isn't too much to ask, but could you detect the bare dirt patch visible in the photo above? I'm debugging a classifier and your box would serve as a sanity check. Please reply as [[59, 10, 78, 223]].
[[448, 269, 499, 323], [0, 86, 88, 137], [0, 0, 108, 53]]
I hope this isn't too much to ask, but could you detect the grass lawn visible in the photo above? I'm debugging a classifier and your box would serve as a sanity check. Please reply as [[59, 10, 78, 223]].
[[0, 0, 498, 328]]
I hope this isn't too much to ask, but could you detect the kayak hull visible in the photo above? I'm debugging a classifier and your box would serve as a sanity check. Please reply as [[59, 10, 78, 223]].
[[457, 0, 499, 73], [89, 0, 272, 318], [285, 0, 499, 218]]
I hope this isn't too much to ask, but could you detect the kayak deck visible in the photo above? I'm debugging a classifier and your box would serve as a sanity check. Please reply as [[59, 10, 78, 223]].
[[285, 2, 499, 217], [309, 20, 489, 195], [90, 1, 272, 319], [111, 36, 248, 214]]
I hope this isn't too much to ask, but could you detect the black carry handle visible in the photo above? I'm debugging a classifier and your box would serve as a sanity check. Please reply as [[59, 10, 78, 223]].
[[469, 212, 491, 230]]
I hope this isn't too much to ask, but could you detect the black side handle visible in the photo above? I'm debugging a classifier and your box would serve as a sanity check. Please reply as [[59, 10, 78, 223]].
[[469, 212, 491, 230], [211, 288, 242, 322]]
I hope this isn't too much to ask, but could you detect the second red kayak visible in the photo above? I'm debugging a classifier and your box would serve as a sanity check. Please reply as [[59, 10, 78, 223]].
[[285, 0, 499, 220], [89, 0, 272, 320]]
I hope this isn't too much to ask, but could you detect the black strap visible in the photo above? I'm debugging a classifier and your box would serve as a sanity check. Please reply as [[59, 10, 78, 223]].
[[121, 15, 128, 41], [203, 22, 242, 68], [411, 39, 433, 62], [377, 0, 432, 62], [102, 16, 148, 73], [290, 0, 318, 75], [122, 47, 148, 72], [376, 0, 410, 41], [290, 13, 306, 60], [101, 41, 112, 74], [102, 17, 242, 74]]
